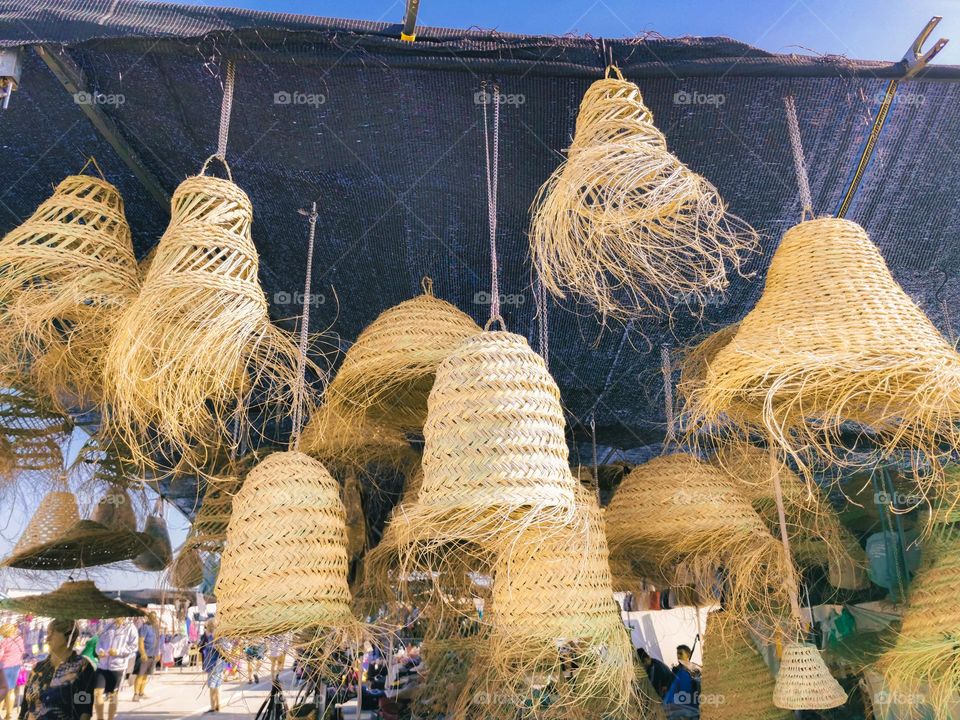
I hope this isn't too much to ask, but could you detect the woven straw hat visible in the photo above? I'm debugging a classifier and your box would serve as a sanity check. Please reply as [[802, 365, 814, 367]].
[[134, 513, 173, 571], [12, 489, 79, 555], [686, 218, 960, 494], [773, 642, 847, 710], [322, 281, 481, 431], [170, 545, 204, 589], [5, 519, 147, 570], [215, 451, 355, 638], [0, 580, 144, 620]]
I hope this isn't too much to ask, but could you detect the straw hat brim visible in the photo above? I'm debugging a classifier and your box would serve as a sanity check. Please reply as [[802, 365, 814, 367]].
[[0, 580, 145, 620], [4, 519, 148, 570]]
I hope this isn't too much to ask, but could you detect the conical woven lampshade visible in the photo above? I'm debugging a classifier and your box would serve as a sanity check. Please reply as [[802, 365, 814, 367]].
[[774, 642, 847, 710], [12, 489, 79, 555], [685, 218, 960, 495], [104, 165, 320, 470], [529, 68, 756, 319], [700, 614, 790, 720], [605, 453, 794, 628], [134, 513, 173, 571], [0, 171, 139, 407], [170, 544, 204, 589], [5, 519, 147, 570], [0, 580, 144, 620], [391, 331, 576, 580], [321, 281, 481, 432], [0, 387, 70, 482], [215, 451, 356, 639]]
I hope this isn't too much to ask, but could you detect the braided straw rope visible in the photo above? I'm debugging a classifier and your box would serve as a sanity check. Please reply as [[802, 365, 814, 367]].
[[321, 282, 481, 432], [104, 168, 321, 470], [683, 218, 960, 498], [4, 519, 148, 570], [773, 642, 848, 710], [134, 513, 173, 571], [0, 580, 144, 620], [215, 451, 359, 641], [170, 544, 204, 588], [700, 613, 790, 720], [530, 68, 757, 320], [11, 489, 79, 555], [391, 331, 576, 585], [876, 527, 960, 720], [0, 173, 138, 408], [605, 454, 794, 634]]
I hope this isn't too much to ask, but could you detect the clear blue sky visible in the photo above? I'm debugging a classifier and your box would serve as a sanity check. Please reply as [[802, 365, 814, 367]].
[[190, 0, 960, 65]]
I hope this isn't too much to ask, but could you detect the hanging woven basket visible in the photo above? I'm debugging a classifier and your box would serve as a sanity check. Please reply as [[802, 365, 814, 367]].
[[0, 580, 144, 620], [90, 486, 137, 532], [0, 387, 70, 489], [11, 489, 79, 556], [300, 402, 417, 473], [134, 513, 173, 571], [214, 451, 357, 639], [4, 519, 147, 570], [0, 170, 139, 408], [170, 544, 205, 589], [529, 68, 757, 319], [189, 475, 244, 553], [103, 164, 321, 470], [684, 218, 960, 498], [773, 642, 847, 710]]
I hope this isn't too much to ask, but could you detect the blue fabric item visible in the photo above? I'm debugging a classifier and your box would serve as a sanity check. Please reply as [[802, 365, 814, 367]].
[[664, 667, 697, 706], [139, 624, 160, 656]]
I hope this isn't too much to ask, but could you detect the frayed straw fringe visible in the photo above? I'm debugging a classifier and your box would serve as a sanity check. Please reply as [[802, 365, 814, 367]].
[[0, 386, 69, 490], [103, 172, 323, 471], [530, 68, 757, 320], [605, 454, 795, 637], [0, 174, 138, 409], [681, 218, 960, 502]]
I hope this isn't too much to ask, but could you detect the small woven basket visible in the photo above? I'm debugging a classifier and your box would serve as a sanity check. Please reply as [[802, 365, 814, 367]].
[[773, 642, 847, 710], [170, 544, 204, 589], [188, 475, 244, 552], [0, 580, 144, 620], [134, 513, 173, 571], [5, 519, 148, 570]]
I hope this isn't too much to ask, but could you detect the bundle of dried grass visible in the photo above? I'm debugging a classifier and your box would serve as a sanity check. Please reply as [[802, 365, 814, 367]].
[[104, 163, 320, 470], [390, 331, 576, 589], [530, 67, 757, 319], [0, 170, 139, 408], [605, 453, 794, 632], [773, 642, 847, 710], [321, 279, 481, 432], [683, 218, 960, 497]]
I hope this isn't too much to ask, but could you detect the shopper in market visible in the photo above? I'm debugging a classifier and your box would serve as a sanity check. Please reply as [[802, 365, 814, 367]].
[[663, 645, 701, 719], [19, 619, 96, 720], [93, 618, 137, 720], [131, 614, 160, 702], [637, 647, 674, 699], [1, 622, 24, 719], [199, 622, 224, 714]]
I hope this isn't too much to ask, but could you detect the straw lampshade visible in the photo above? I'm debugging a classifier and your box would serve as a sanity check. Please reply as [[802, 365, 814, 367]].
[[773, 642, 847, 710], [134, 512, 173, 571], [11, 489, 79, 555], [104, 164, 320, 470], [300, 402, 415, 472], [0, 387, 70, 480], [321, 280, 481, 432], [188, 476, 243, 553], [0, 580, 144, 620], [4, 519, 147, 570], [530, 68, 756, 319], [215, 451, 356, 639], [170, 544, 204, 589], [0, 171, 139, 408], [684, 218, 960, 496]]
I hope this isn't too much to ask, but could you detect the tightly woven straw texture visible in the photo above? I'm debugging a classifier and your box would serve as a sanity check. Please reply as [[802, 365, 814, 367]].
[[134, 513, 173, 571], [684, 218, 960, 495], [215, 451, 357, 640], [876, 529, 960, 720], [4, 519, 147, 570], [0, 173, 138, 408], [393, 331, 576, 580], [700, 613, 790, 720], [91, 486, 137, 532], [104, 170, 320, 471], [321, 283, 481, 432], [12, 489, 79, 555], [170, 544, 204, 588], [0, 580, 145, 620], [605, 453, 794, 632], [773, 642, 847, 710], [530, 70, 756, 320], [187, 475, 243, 553]]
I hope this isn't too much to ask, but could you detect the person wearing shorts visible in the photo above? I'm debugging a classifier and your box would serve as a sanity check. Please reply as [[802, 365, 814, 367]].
[[94, 617, 138, 720], [200, 622, 224, 713], [132, 614, 160, 701]]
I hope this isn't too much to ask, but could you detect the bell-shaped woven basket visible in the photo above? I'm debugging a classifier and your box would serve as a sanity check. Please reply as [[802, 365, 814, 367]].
[[684, 218, 960, 497], [0, 580, 145, 620], [215, 451, 357, 639], [320, 280, 481, 432], [188, 475, 244, 553], [104, 163, 321, 470], [134, 512, 173, 571], [529, 67, 756, 319], [11, 488, 79, 555], [4, 519, 147, 570], [170, 544, 205, 589], [0, 170, 139, 408], [773, 642, 847, 710], [0, 387, 70, 486]]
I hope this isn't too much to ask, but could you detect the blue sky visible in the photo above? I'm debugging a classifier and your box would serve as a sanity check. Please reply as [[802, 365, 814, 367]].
[[191, 0, 960, 65]]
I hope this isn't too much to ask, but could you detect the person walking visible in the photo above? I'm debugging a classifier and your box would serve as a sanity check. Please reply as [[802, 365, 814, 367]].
[[265, 635, 287, 681], [199, 623, 224, 714], [19, 619, 96, 720], [0, 623, 24, 720], [131, 614, 159, 702], [93, 618, 137, 720]]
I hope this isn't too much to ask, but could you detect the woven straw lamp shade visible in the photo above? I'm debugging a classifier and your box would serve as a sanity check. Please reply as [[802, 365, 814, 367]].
[[104, 166, 319, 471], [684, 218, 960, 496], [773, 642, 847, 710], [392, 331, 576, 581], [605, 453, 794, 630], [0, 172, 138, 408], [215, 451, 357, 639], [700, 614, 790, 720], [11, 489, 79, 555], [0, 388, 69, 495], [321, 281, 481, 432], [5, 519, 147, 570], [529, 68, 756, 320], [134, 513, 173, 571], [188, 476, 243, 553], [170, 544, 204, 588], [0, 580, 144, 620]]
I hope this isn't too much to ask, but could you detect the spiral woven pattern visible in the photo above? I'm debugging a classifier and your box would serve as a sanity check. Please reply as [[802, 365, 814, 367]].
[[5, 519, 147, 570], [685, 218, 960, 497], [0, 580, 144, 620], [215, 451, 355, 638], [773, 642, 847, 710], [530, 72, 757, 319], [12, 490, 79, 555], [0, 173, 138, 407]]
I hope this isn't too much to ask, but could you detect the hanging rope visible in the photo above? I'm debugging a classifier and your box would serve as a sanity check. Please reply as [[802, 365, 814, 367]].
[[661, 344, 675, 452], [590, 414, 600, 505], [783, 95, 813, 221], [216, 59, 236, 161], [536, 275, 550, 366], [291, 202, 318, 451], [481, 80, 503, 330], [770, 446, 804, 630]]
